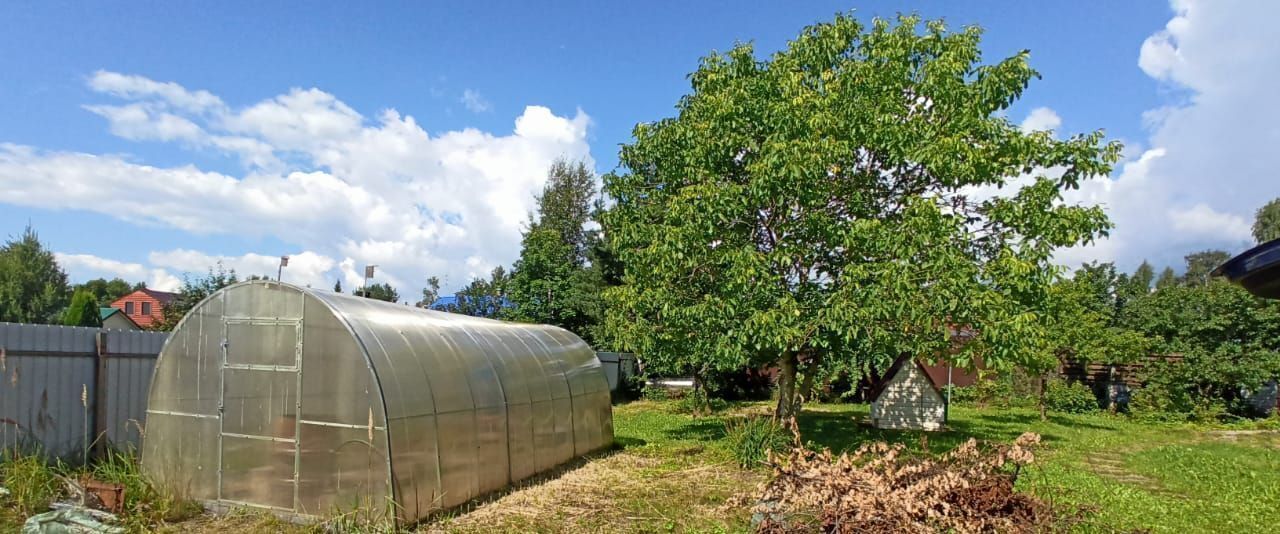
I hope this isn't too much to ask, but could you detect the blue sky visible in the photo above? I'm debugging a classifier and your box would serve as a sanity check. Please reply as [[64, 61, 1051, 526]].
[[1, 1, 1275, 296]]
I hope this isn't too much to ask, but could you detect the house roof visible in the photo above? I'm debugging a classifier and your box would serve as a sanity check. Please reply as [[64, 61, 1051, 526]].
[[1213, 237, 1280, 299], [137, 288, 179, 304], [868, 354, 946, 402], [99, 307, 140, 328], [111, 288, 179, 305]]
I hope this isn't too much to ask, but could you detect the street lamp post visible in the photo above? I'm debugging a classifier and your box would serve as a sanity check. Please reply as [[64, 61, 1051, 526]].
[[278, 255, 289, 282]]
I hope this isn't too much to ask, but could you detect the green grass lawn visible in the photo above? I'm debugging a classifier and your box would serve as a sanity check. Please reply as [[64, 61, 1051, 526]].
[[608, 400, 1280, 533]]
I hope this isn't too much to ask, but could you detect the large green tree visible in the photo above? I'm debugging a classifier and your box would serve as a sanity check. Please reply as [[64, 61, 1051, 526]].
[[445, 266, 511, 318], [507, 159, 604, 342], [62, 289, 102, 327], [155, 262, 239, 330], [603, 14, 1119, 418], [1129, 260, 1155, 297], [1253, 197, 1280, 243], [1155, 266, 1178, 290], [0, 225, 70, 324], [1181, 250, 1232, 286]]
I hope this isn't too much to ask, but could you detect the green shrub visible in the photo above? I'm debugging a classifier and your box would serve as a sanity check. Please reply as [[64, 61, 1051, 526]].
[[0, 450, 61, 517], [1128, 386, 1190, 423], [674, 388, 727, 415], [1044, 380, 1098, 414], [724, 417, 791, 468], [946, 372, 1036, 409], [641, 384, 670, 401]]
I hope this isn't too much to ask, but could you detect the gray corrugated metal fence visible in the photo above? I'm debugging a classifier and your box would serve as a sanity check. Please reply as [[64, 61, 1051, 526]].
[[0, 322, 167, 459]]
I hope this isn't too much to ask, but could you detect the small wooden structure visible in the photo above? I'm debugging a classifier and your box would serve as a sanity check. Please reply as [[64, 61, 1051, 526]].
[[869, 355, 947, 431]]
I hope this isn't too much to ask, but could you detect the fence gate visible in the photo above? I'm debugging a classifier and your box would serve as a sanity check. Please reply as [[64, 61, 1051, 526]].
[[217, 319, 303, 511]]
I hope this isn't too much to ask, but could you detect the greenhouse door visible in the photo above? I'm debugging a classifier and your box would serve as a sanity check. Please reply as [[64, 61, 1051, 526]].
[[217, 319, 303, 511]]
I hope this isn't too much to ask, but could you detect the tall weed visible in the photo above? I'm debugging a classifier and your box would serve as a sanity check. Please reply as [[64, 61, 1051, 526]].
[[0, 450, 62, 516]]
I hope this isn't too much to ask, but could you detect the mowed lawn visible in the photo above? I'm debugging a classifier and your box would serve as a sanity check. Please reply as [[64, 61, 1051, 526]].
[[437, 400, 1280, 533]]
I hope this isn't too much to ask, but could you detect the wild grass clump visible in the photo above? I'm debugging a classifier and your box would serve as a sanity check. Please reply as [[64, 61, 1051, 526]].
[[90, 449, 202, 529], [740, 424, 1079, 533], [0, 450, 62, 517], [724, 417, 791, 468]]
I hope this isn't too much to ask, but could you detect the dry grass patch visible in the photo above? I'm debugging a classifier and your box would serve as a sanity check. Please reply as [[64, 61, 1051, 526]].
[[426, 449, 759, 533]]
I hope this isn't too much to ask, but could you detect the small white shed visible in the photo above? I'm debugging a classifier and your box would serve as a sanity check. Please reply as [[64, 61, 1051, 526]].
[[870, 356, 947, 431]]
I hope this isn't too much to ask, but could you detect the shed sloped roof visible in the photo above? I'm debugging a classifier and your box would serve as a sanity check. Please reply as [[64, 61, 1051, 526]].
[[869, 354, 945, 402]]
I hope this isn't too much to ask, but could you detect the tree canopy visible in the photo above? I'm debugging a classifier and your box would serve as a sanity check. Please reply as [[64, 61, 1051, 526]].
[[442, 266, 511, 319], [0, 225, 70, 324], [62, 289, 102, 327], [76, 277, 144, 305], [602, 14, 1120, 417], [1181, 250, 1231, 286], [1253, 197, 1280, 243], [155, 262, 239, 330], [507, 158, 605, 342], [355, 282, 399, 303]]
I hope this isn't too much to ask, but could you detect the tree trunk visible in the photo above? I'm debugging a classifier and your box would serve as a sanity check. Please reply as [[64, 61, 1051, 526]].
[[1038, 374, 1048, 421], [793, 350, 820, 415], [775, 351, 798, 420], [692, 367, 707, 417]]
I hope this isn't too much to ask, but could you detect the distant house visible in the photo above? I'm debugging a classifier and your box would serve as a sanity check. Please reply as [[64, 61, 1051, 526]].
[[109, 288, 178, 328], [99, 307, 141, 330], [869, 355, 948, 431]]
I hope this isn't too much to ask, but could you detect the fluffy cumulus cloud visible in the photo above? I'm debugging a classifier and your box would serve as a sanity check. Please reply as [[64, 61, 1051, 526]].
[[0, 72, 593, 299], [1053, 0, 1279, 272]]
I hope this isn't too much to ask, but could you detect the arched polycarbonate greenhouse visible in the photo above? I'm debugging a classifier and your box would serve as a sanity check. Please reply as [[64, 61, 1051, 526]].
[[141, 281, 613, 522]]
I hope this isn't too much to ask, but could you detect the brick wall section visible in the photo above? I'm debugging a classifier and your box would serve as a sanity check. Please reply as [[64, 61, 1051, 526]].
[[108, 289, 177, 328]]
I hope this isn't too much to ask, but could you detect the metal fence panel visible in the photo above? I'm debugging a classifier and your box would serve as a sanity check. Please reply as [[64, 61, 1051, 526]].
[[0, 322, 167, 458]]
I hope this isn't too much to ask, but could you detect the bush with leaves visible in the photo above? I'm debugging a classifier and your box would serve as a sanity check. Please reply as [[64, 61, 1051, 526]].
[[1124, 281, 1280, 418], [1044, 380, 1098, 414], [947, 372, 1037, 409]]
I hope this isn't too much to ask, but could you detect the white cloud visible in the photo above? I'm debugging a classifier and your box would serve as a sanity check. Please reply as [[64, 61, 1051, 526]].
[[55, 253, 182, 291], [3, 72, 593, 297], [1054, 0, 1280, 272], [88, 70, 224, 114], [1019, 107, 1061, 133], [147, 249, 338, 289], [460, 89, 491, 113]]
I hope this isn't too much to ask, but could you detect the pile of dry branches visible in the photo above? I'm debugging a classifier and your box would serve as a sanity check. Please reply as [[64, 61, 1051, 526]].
[[743, 422, 1068, 533]]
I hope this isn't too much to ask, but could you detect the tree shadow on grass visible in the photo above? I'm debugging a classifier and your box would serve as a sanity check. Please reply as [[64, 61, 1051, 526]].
[[961, 411, 1121, 432], [662, 417, 728, 442]]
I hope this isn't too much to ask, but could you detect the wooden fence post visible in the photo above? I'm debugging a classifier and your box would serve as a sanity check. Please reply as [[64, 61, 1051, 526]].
[[93, 330, 109, 459]]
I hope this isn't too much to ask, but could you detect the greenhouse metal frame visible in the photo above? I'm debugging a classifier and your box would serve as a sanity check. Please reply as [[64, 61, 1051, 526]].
[[141, 281, 613, 522]]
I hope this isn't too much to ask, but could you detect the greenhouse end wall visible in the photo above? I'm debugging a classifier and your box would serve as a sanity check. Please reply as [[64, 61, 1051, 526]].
[[142, 281, 613, 522]]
